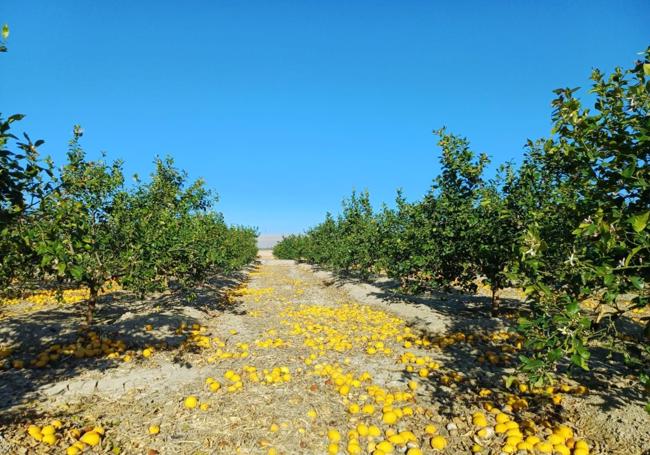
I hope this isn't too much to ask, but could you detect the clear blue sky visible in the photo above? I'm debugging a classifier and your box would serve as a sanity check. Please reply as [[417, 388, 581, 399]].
[[2, 1, 648, 234]]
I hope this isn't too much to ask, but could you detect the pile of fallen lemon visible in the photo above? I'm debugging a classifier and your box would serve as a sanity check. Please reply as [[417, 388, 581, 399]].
[[1, 281, 122, 318], [26, 420, 104, 454]]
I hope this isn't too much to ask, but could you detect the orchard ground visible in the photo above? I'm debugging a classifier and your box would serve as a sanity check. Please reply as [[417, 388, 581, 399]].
[[0, 250, 648, 454]]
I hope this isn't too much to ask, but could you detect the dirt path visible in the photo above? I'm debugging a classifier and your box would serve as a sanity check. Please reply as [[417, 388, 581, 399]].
[[1, 251, 648, 454]]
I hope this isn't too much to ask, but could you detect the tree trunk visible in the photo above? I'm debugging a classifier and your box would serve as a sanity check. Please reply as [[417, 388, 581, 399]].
[[86, 286, 98, 325], [491, 288, 499, 317]]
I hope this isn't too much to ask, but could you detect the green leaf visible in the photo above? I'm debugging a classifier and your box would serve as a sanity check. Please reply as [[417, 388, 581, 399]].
[[629, 211, 649, 233], [566, 302, 580, 315], [629, 276, 644, 290], [1, 24, 8, 40], [644, 63, 650, 77], [70, 265, 84, 281]]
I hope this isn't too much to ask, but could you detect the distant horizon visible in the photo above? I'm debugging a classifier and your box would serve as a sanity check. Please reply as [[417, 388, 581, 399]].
[[257, 234, 288, 249]]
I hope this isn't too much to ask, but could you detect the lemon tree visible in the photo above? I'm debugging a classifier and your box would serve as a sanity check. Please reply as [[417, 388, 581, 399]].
[[11, 128, 258, 324]]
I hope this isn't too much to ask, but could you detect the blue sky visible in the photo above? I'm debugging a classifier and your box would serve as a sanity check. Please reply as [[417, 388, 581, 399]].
[[2, 1, 648, 235]]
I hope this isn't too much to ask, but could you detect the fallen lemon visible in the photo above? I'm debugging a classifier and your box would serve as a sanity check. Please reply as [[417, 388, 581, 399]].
[[80, 431, 101, 447], [430, 435, 447, 450], [184, 395, 198, 409]]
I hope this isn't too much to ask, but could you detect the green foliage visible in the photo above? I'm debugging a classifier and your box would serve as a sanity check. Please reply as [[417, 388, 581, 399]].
[[0, 114, 54, 290], [273, 234, 308, 260], [512, 49, 649, 384], [1, 122, 258, 324]]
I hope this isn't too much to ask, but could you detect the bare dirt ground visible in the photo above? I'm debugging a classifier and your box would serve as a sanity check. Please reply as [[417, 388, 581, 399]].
[[0, 250, 648, 454]]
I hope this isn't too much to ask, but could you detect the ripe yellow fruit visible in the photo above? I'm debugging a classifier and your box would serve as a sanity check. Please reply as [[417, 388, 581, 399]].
[[408, 380, 418, 390], [42, 425, 56, 435], [328, 429, 341, 443], [574, 450, 589, 455], [418, 368, 429, 378], [406, 449, 423, 455], [27, 425, 42, 439], [69, 428, 81, 439], [424, 424, 437, 435], [199, 403, 210, 411], [66, 447, 81, 455], [376, 440, 394, 453], [382, 411, 398, 424], [149, 425, 160, 435], [80, 431, 101, 446], [472, 415, 487, 427], [555, 425, 573, 440], [184, 395, 198, 409], [357, 424, 369, 437], [51, 420, 63, 429], [348, 403, 360, 414], [327, 443, 339, 454], [307, 409, 317, 419], [362, 404, 375, 414], [142, 348, 153, 358], [270, 423, 279, 433], [210, 381, 221, 392], [430, 435, 447, 450], [368, 425, 382, 437], [42, 433, 57, 445]]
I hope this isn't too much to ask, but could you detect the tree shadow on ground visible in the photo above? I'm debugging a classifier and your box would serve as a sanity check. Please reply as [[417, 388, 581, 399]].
[[316, 266, 648, 419], [0, 267, 253, 424]]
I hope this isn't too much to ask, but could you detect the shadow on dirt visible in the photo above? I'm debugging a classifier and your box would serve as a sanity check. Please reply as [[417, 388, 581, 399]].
[[0, 266, 254, 424]]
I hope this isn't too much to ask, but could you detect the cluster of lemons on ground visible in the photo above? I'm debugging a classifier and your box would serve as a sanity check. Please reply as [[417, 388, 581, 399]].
[[25, 420, 104, 454], [228, 286, 276, 304], [467, 407, 591, 455], [280, 302, 406, 356], [1, 281, 121, 317], [3, 320, 213, 370], [2, 330, 131, 370]]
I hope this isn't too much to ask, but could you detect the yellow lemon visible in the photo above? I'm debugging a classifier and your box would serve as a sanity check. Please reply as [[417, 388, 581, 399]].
[[149, 425, 160, 435], [382, 411, 398, 425], [80, 431, 101, 447], [430, 435, 447, 450], [42, 433, 57, 445], [184, 395, 198, 409], [328, 429, 341, 443]]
